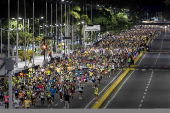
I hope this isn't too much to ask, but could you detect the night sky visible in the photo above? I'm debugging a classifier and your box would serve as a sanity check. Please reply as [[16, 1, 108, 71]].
[[0, 0, 168, 20]]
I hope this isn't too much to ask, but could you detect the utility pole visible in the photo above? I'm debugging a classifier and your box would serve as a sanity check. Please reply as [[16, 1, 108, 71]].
[[24, 0, 27, 69], [61, 2, 63, 58], [16, 0, 19, 68], [8, 0, 10, 58], [51, 0, 53, 53], [33, 0, 35, 67], [56, 0, 58, 57]]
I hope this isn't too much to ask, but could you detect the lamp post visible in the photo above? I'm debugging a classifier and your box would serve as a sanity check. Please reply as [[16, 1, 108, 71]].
[[56, 1, 58, 57], [16, 0, 19, 68], [33, 0, 35, 67], [38, 17, 44, 47], [8, 0, 10, 58], [61, 0, 64, 58], [0, 20, 4, 53], [91, 1, 92, 42], [51, 0, 53, 53]]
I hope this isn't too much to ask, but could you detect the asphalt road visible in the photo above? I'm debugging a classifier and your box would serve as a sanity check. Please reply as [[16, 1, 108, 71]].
[[139, 32, 170, 68], [104, 32, 170, 109]]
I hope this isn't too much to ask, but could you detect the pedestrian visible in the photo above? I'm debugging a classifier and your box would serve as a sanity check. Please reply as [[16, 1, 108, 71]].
[[128, 57, 131, 67], [4, 92, 9, 109], [46, 90, 52, 107], [0, 88, 3, 105], [63, 90, 71, 109], [13, 96, 20, 109], [50, 86, 56, 102], [131, 55, 135, 65], [24, 97, 31, 109], [78, 83, 83, 100], [94, 84, 99, 103]]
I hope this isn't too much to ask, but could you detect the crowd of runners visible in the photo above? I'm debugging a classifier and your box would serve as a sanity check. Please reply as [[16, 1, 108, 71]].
[[0, 27, 163, 109]]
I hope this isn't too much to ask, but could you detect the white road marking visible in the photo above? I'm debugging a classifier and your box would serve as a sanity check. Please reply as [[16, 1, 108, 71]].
[[139, 104, 142, 107], [54, 104, 58, 106], [141, 100, 143, 103], [142, 69, 146, 71], [145, 89, 147, 91], [138, 53, 147, 66], [154, 53, 160, 67], [144, 92, 146, 95], [146, 86, 148, 89], [84, 70, 123, 109], [143, 96, 145, 98], [103, 70, 135, 109]]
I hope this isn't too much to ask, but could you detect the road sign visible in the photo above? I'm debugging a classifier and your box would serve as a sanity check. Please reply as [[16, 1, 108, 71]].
[[43, 37, 53, 39], [84, 25, 100, 31], [63, 37, 71, 40]]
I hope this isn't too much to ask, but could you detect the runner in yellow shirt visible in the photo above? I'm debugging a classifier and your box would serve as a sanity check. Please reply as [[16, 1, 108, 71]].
[[24, 97, 31, 109], [67, 66, 71, 71]]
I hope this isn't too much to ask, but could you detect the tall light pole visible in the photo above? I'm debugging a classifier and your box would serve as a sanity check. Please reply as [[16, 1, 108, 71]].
[[8, 0, 12, 109], [38, 17, 44, 47], [33, 0, 35, 67], [65, 3, 67, 56], [91, 1, 92, 42], [51, 0, 53, 53], [56, 0, 58, 57], [16, 0, 19, 68], [0, 20, 4, 54], [8, 0, 10, 58], [46, 0, 48, 36], [24, 0, 27, 69], [61, 0, 63, 58]]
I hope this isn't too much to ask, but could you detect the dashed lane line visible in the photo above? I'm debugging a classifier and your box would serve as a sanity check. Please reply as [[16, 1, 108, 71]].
[[139, 70, 154, 108], [103, 70, 135, 109], [154, 53, 160, 67]]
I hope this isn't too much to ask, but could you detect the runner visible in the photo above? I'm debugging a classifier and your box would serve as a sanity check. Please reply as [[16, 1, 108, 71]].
[[24, 97, 31, 109], [4, 92, 9, 109], [46, 90, 52, 107], [94, 84, 99, 103], [19, 90, 24, 107], [78, 83, 83, 100], [50, 86, 56, 102], [0, 88, 3, 105], [31, 90, 36, 107], [13, 96, 20, 109], [40, 91, 45, 106], [63, 90, 71, 109]]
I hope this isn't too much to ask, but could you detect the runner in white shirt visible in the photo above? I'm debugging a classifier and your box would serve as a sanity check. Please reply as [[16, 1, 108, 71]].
[[13, 97, 20, 109], [40, 91, 45, 106], [112, 63, 115, 75]]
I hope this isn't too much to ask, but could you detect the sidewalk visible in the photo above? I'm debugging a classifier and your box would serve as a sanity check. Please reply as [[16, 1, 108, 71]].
[[13, 52, 61, 74]]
